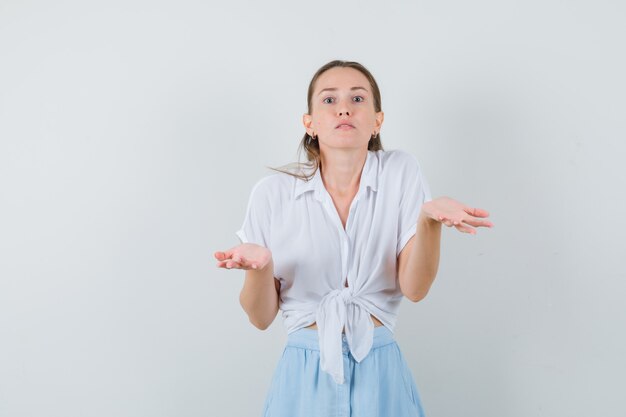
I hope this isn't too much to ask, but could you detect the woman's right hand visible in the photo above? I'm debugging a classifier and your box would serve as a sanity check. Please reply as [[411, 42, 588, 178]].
[[214, 243, 272, 271]]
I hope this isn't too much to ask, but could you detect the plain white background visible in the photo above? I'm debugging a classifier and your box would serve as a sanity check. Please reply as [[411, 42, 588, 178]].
[[1, 1, 625, 416]]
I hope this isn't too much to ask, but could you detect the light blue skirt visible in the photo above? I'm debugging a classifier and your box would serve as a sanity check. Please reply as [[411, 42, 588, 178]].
[[261, 325, 426, 417]]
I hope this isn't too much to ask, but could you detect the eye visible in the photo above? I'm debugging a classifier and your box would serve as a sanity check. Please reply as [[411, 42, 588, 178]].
[[323, 97, 335, 104], [353, 96, 364, 103]]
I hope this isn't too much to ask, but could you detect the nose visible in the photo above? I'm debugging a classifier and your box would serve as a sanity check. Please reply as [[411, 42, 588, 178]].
[[337, 101, 351, 117]]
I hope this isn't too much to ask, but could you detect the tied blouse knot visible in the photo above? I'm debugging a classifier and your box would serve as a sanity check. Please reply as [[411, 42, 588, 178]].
[[235, 149, 432, 385], [316, 286, 375, 384]]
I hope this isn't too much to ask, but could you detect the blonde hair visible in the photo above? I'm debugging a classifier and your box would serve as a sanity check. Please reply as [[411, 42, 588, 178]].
[[268, 60, 384, 181]]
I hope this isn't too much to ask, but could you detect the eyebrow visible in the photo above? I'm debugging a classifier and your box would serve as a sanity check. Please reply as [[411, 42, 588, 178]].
[[317, 86, 369, 96]]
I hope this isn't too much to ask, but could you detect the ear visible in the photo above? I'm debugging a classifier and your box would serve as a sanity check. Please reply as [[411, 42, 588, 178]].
[[375, 111, 384, 131], [302, 113, 314, 136]]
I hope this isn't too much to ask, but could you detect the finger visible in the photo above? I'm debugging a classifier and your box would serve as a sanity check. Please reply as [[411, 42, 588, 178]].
[[216, 260, 230, 268], [217, 261, 233, 269], [217, 256, 263, 270], [455, 223, 476, 234], [219, 249, 235, 260], [226, 260, 243, 269], [464, 207, 490, 218], [215, 251, 231, 261], [234, 261, 260, 270], [217, 259, 243, 269], [462, 218, 494, 228], [215, 251, 234, 261]]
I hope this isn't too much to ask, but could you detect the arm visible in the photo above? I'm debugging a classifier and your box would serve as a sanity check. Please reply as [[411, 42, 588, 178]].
[[215, 244, 280, 331], [239, 259, 280, 330], [397, 197, 493, 302], [398, 213, 442, 302]]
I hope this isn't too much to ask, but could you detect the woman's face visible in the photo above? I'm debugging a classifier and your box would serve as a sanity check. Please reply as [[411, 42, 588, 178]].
[[303, 67, 384, 152]]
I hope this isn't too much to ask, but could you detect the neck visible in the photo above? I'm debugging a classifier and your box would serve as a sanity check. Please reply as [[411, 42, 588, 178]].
[[319, 148, 368, 195]]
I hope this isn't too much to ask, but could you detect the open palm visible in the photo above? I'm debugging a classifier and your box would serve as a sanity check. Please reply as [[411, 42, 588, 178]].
[[214, 243, 273, 271], [421, 197, 493, 234]]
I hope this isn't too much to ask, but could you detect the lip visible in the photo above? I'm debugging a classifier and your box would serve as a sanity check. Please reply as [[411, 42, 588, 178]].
[[336, 123, 355, 129]]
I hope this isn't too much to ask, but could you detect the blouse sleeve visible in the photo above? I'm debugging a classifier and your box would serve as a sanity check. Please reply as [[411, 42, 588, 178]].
[[396, 153, 432, 257], [235, 177, 272, 248]]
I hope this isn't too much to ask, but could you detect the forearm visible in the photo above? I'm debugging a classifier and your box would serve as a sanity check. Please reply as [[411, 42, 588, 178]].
[[400, 212, 442, 301], [239, 258, 279, 330]]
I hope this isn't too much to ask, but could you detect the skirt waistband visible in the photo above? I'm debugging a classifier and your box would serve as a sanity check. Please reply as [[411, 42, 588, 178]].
[[286, 325, 395, 351]]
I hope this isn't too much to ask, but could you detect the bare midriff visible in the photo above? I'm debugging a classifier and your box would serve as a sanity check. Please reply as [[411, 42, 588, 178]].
[[305, 314, 384, 331]]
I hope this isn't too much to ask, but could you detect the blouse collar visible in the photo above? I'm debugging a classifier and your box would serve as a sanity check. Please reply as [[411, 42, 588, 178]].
[[294, 150, 379, 200]]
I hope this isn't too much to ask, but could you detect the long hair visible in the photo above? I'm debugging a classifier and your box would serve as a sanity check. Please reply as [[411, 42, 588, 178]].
[[268, 60, 384, 181]]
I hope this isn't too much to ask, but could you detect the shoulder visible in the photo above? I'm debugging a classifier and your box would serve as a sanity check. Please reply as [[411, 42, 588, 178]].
[[249, 172, 283, 192], [378, 149, 424, 175], [246, 171, 295, 204]]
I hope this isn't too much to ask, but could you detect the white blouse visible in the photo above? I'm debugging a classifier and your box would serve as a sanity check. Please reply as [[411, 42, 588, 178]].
[[235, 149, 432, 384]]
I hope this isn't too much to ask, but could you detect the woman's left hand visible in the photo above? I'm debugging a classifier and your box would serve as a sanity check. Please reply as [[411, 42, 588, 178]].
[[420, 197, 493, 235]]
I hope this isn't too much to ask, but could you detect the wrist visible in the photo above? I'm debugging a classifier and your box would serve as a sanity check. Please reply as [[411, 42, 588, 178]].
[[259, 257, 274, 273], [418, 210, 439, 227]]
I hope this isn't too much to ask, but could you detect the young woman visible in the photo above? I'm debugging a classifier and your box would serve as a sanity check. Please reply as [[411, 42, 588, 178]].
[[214, 60, 493, 417]]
